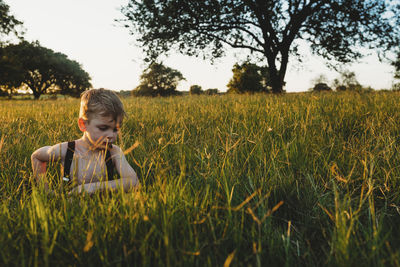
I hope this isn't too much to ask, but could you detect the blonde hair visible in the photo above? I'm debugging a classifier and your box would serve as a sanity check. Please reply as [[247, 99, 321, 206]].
[[79, 88, 125, 122]]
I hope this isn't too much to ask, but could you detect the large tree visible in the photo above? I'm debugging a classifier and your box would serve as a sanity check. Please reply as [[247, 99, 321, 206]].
[[0, 0, 23, 44], [133, 62, 185, 96], [121, 0, 400, 93], [0, 41, 91, 99]]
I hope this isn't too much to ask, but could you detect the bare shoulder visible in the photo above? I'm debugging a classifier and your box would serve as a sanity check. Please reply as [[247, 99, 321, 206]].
[[48, 142, 69, 159], [32, 142, 68, 161]]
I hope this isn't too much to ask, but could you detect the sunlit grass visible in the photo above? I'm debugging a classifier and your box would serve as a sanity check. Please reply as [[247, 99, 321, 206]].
[[1, 92, 400, 266]]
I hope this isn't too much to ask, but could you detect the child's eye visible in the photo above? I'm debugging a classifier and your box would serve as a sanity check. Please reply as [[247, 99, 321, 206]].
[[99, 127, 108, 131]]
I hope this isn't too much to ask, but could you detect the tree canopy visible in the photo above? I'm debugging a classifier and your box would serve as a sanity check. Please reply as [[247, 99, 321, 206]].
[[227, 62, 271, 93], [0, 41, 91, 99], [133, 62, 185, 96], [0, 0, 23, 44], [121, 0, 400, 93]]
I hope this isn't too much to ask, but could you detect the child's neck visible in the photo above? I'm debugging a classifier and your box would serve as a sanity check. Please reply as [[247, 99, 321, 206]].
[[77, 136, 105, 153]]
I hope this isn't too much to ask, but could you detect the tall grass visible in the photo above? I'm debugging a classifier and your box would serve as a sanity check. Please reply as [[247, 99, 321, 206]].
[[1, 92, 400, 266]]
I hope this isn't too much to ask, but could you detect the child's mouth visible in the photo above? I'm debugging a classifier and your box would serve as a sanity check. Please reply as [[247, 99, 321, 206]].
[[103, 141, 114, 148]]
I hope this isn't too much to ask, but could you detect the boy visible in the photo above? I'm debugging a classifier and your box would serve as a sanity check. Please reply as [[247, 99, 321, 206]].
[[31, 88, 139, 194]]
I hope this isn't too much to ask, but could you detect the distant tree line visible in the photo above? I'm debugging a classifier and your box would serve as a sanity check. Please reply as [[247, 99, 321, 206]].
[[131, 58, 400, 97], [131, 62, 222, 97], [130, 61, 273, 97], [189, 85, 219, 95], [310, 71, 377, 92]]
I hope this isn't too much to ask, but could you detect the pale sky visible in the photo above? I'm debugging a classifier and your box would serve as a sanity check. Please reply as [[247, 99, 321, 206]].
[[7, 0, 398, 92]]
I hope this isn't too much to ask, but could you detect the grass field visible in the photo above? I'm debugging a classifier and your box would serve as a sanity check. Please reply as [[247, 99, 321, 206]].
[[1, 92, 400, 266]]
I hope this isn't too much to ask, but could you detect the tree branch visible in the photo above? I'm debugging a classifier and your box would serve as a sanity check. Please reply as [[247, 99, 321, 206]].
[[198, 22, 264, 48], [199, 30, 264, 54]]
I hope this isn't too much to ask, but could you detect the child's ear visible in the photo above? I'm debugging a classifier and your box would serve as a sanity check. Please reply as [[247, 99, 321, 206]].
[[78, 118, 87, 132]]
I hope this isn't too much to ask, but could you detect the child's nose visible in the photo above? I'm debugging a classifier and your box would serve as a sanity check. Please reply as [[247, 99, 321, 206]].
[[105, 131, 115, 140]]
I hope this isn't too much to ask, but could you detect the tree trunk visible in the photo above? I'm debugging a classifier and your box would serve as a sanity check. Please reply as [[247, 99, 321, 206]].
[[271, 79, 283, 93], [264, 51, 285, 94], [32, 90, 41, 99], [7, 89, 12, 99], [268, 66, 284, 94]]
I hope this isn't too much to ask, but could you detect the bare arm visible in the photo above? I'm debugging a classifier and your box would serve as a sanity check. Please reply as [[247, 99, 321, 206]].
[[72, 178, 138, 194], [113, 145, 139, 188], [31, 143, 66, 188]]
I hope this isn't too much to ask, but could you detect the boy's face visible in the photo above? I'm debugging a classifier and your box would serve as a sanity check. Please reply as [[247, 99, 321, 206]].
[[79, 114, 122, 150]]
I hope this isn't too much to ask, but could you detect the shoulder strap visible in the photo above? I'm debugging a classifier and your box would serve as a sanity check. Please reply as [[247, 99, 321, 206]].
[[105, 145, 114, 180], [63, 141, 75, 180]]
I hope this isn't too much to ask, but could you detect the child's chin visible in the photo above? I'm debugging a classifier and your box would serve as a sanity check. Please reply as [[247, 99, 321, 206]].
[[101, 143, 113, 149], [92, 142, 113, 150]]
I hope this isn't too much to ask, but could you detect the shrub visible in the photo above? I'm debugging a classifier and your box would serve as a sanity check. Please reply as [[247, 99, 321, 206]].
[[189, 85, 202, 95], [313, 83, 332, 92]]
